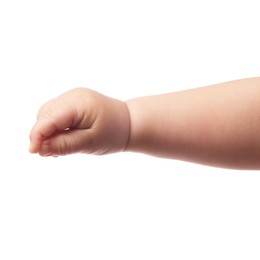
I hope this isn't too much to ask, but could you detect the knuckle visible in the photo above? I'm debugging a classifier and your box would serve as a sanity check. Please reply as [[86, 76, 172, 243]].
[[58, 136, 72, 156]]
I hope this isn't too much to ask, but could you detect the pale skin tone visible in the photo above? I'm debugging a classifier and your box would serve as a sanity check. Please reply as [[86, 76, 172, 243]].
[[29, 77, 260, 170]]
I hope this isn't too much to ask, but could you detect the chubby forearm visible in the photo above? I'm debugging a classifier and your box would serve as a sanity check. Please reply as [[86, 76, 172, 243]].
[[125, 77, 260, 169]]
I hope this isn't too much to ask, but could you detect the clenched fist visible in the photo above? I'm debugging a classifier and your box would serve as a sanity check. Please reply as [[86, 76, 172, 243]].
[[29, 88, 131, 156]]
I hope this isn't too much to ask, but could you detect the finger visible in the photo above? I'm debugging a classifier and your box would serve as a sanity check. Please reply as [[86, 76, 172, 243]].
[[29, 106, 77, 154], [38, 129, 93, 156]]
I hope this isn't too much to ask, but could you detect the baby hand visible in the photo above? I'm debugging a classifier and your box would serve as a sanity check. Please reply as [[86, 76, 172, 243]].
[[29, 88, 130, 156]]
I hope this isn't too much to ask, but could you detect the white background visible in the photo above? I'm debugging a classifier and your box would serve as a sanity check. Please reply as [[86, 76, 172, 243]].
[[1, 0, 260, 259]]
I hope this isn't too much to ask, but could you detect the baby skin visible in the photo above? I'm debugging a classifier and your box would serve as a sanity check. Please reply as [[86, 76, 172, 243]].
[[29, 77, 260, 170]]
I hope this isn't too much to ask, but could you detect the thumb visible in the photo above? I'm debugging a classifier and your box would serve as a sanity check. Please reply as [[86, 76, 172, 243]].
[[38, 129, 93, 156], [29, 105, 81, 154]]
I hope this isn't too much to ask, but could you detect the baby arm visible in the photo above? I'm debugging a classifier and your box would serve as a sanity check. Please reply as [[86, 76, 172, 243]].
[[126, 77, 260, 169], [29, 77, 260, 169]]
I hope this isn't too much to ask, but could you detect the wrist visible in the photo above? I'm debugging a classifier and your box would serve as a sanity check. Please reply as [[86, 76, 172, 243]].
[[123, 98, 146, 153]]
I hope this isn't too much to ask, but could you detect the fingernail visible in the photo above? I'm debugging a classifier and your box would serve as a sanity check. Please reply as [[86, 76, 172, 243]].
[[28, 143, 34, 153], [29, 143, 38, 154], [41, 143, 52, 157]]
